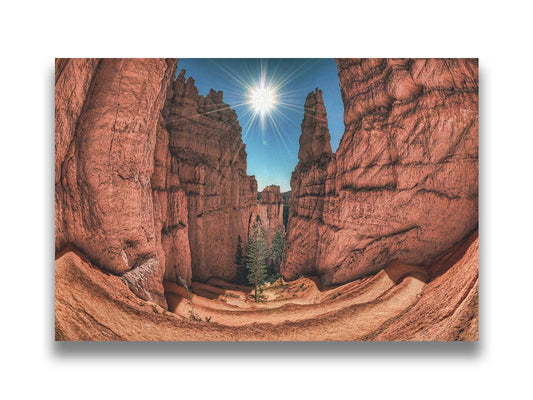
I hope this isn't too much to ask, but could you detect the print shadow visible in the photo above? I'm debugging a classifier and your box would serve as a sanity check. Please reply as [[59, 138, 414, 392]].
[[47, 64, 485, 358]]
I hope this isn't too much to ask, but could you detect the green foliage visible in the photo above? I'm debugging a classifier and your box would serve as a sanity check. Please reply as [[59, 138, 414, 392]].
[[246, 216, 269, 302], [268, 227, 285, 280], [282, 202, 289, 228], [234, 235, 248, 284]]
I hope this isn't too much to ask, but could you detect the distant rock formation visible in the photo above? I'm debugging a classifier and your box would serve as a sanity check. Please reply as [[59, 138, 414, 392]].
[[256, 185, 284, 246], [283, 59, 478, 285]]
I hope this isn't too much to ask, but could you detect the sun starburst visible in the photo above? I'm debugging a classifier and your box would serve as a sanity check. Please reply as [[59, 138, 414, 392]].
[[207, 59, 315, 157], [249, 84, 276, 116]]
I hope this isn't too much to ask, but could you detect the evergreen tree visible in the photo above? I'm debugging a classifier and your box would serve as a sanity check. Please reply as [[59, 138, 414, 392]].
[[269, 227, 285, 279], [235, 235, 247, 284], [246, 216, 269, 302]]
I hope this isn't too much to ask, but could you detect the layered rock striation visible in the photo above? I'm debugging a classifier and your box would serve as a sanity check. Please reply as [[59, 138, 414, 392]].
[[56, 60, 265, 305], [162, 70, 258, 282], [284, 59, 478, 285], [256, 185, 284, 246], [283, 89, 336, 279]]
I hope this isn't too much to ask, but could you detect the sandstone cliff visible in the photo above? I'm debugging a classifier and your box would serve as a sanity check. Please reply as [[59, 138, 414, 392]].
[[283, 59, 478, 285], [163, 70, 258, 282], [56, 60, 290, 303], [283, 89, 336, 279], [55, 58, 178, 306]]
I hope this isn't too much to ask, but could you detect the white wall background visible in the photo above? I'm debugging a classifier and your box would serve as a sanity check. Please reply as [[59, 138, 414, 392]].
[[1, 1, 531, 398]]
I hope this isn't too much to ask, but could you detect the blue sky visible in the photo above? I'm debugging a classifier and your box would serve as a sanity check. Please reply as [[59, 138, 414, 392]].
[[176, 59, 344, 192]]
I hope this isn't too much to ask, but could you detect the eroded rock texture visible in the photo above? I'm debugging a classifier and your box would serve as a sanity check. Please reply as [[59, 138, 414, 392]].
[[256, 185, 284, 246], [152, 106, 192, 286], [284, 59, 478, 285], [163, 70, 258, 282], [56, 61, 279, 303], [55, 58, 178, 306], [283, 89, 336, 279]]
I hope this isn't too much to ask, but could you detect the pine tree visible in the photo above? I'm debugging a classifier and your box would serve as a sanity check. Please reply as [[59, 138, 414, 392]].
[[246, 216, 269, 302], [269, 227, 284, 279], [235, 235, 247, 284]]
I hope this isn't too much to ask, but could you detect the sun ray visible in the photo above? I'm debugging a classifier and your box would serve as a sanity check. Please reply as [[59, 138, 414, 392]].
[[192, 59, 326, 184], [267, 110, 293, 159], [210, 60, 255, 93]]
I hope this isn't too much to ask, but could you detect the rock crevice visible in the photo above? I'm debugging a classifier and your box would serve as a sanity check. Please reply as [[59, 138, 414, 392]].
[[162, 70, 259, 282]]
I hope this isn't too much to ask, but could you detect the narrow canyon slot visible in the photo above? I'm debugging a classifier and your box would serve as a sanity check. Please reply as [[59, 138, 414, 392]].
[[55, 58, 478, 341]]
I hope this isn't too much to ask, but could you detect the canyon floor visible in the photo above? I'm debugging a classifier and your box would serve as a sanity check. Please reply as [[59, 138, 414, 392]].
[[55, 232, 478, 341]]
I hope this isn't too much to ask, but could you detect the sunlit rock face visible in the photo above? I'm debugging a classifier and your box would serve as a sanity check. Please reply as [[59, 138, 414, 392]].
[[56, 61, 262, 297], [256, 185, 284, 246], [298, 89, 332, 162], [55, 58, 178, 307], [283, 59, 478, 285], [283, 89, 336, 280], [164, 70, 258, 282]]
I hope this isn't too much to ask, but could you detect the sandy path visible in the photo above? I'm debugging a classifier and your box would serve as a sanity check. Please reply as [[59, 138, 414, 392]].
[[55, 232, 478, 341]]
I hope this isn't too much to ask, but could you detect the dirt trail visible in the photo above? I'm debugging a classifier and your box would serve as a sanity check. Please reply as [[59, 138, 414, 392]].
[[55, 232, 478, 341]]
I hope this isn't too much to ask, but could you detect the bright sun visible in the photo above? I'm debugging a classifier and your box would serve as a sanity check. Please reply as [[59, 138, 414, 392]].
[[250, 84, 276, 115]]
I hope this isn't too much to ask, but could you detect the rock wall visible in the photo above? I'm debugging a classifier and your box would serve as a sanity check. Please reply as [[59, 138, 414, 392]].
[[283, 89, 336, 279], [152, 106, 192, 286], [283, 59, 478, 285], [163, 70, 258, 282], [256, 185, 284, 246], [56, 60, 288, 302], [55, 58, 178, 306]]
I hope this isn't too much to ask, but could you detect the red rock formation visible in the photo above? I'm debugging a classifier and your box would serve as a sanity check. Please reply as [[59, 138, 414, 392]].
[[373, 232, 479, 340], [283, 89, 335, 279], [163, 70, 258, 282], [256, 185, 284, 246], [284, 59, 478, 285], [55, 61, 277, 302], [55, 58, 179, 307], [298, 89, 332, 162], [151, 112, 192, 286]]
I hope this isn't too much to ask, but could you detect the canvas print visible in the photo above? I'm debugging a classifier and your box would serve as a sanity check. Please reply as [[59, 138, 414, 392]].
[[55, 58, 478, 341]]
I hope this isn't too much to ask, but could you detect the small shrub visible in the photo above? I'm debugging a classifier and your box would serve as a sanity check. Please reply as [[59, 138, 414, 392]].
[[188, 310, 202, 322], [179, 275, 201, 321]]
